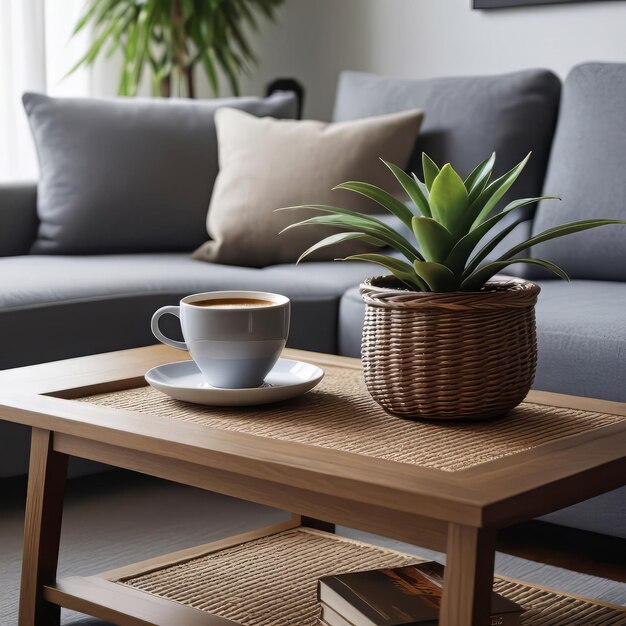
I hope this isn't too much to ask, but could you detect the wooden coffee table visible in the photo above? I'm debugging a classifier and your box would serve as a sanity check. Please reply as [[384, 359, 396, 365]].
[[1, 345, 624, 626]]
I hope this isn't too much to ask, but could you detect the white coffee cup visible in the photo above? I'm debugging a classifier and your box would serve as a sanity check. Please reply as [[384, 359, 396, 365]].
[[151, 291, 290, 389]]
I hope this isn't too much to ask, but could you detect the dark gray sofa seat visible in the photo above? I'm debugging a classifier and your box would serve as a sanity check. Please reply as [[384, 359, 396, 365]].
[[0, 253, 376, 477], [534, 280, 626, 402], [0, 254, 376, 369]]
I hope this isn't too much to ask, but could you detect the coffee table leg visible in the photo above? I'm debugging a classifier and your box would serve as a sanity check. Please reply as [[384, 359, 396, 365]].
[[440, 524, 496, 626], [19, 428, 68, 626]]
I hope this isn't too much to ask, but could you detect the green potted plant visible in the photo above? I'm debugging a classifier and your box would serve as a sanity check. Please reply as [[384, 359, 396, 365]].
[[69, 0, 284, 97], [282, 153, 626, 420]]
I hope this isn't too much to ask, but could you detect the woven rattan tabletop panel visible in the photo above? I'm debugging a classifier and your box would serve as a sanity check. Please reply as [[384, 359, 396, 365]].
[[118, 529, 626, 626], [81, 365, 623, 472]]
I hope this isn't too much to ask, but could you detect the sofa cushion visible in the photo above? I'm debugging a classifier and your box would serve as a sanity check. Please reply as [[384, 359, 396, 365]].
[[0, 254, 377, 369], [0, 182, 38, 256], [533, 280, 626, 402], [532, 63, 626, 280], [194, 107, 423, 267], [0, 254, 376, 478], [23, 92, 297, 255]]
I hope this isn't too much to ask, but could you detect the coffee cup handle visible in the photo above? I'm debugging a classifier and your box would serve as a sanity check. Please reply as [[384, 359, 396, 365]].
[[151, 306, 188, 351]]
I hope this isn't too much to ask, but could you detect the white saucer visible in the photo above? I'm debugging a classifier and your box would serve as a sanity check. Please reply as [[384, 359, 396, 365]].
[[145, 358, 324, 407]]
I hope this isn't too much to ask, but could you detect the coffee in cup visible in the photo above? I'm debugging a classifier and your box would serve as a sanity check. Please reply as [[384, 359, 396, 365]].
[[192, 297, 275, 308], [151, 291, 290, 389]]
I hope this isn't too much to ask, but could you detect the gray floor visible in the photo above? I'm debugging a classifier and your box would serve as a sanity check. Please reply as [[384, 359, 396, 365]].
[[1, 470, 624, 625]]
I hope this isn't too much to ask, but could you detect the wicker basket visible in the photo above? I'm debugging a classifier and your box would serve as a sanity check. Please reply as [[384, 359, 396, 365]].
[[359, 275, 541, 421]]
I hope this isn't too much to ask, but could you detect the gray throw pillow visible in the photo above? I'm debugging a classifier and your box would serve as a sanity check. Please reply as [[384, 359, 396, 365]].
[[23, 91, 297, 254]]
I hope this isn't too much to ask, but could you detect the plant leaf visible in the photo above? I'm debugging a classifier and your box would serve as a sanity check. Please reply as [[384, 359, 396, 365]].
[[422, 153, 440, 191], [333, 181, 415, 229], [296, 232, 385, 264], [341, 254, 427, 291], [465, 152, 495, 204], [67, 14, 121, 76], [380, 159, 431, 218], [446, 196, 558, 276], [468, 152, 531, 227], [413, 261, 458, 292], [66, 0, 285, 98], [277, 205, 424, 261], [496, 219, 626, 261], [412, 216, 455, 263], [428, 163, 469, 236], [72, 0, 101, 35], [412, 173, 430, 201], [461, 258, 570, 292], [461, 217, 529, 279]]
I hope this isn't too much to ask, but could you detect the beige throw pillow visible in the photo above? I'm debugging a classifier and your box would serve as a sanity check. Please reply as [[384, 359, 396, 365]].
[[194, 107, 424, 267]]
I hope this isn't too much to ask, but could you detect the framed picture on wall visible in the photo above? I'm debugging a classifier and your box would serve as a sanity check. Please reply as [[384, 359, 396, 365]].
[[475, 0, 618, 7]]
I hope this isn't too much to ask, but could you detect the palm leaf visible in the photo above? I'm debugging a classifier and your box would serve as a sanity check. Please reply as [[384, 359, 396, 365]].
[[446, 196, 558, 276], [282, 214, 419, 261], [461, 217, 529, 279], [412, 216, 455, 263], [464, 152, 495, 203], [413, 261, 458, 292], [496, 219, 626, 262], [214, 44, 243, 95], [333, 181, 415, 229], [461, 258, 569, 292], [428, 163, 469, 236], [381, 159, 431, 218], [73, 0, 121, 36], [277, 204, 424, 261], [422, 153, 440, 191], [68, 0, 284, 97], [296, 232, 385, 264], [341, 254, 426, 291], [468, 153, 531, 227], [67, 15, 121, 76], [412, 173, 430, 201]]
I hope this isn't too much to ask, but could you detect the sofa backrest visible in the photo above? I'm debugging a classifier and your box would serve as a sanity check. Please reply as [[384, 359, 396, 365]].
[[333, 69, 562, 259], [532, 63, 626, 281], [0, 183, 38, 256], [334, 69, 560, 197], [23, 91, 298, 255]]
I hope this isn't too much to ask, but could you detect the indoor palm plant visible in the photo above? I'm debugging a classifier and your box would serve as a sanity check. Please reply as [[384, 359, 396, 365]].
[[70, 0, 285, 97], [282, 153, 625, 420]]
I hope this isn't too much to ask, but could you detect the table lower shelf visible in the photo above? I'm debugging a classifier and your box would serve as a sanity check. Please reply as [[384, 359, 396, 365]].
[[44, 521, 625, 626]]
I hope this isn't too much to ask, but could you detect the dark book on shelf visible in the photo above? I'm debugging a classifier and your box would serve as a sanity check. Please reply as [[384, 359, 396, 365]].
[[318, 562, 522, 626]]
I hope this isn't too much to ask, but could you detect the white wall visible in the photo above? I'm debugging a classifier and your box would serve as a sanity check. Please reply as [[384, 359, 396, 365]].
[[85, 0, 626, 121], [229, 0, 626, 120]]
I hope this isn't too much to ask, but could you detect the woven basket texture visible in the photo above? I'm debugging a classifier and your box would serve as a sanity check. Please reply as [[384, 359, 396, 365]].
[[119, 529, 626, 626], [360, 276, 541, 420]]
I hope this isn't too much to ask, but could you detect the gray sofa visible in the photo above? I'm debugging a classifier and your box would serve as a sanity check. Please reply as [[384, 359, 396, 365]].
[[1, 63, 624, 538]]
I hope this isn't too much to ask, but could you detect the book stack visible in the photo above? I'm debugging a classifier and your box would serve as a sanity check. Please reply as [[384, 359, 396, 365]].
[[318, 562, 523, 626]]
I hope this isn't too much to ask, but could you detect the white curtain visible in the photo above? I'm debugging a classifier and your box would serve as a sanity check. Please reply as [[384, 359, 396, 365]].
[[0, 0, 92, 182]]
